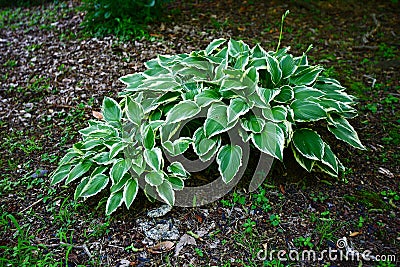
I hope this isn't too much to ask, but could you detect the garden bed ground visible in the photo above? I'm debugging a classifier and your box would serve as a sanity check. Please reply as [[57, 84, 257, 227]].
[[0, 0, 399, 266]]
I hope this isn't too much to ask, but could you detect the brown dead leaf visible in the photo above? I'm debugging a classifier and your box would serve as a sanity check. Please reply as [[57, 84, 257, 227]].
[[92, 110, 103, 120], [195, 214, 203, 223], [349, 231, 362, 237], [147, 241, 174, 254], [174, 234, 196, 256], [279, 184, 285, 194]]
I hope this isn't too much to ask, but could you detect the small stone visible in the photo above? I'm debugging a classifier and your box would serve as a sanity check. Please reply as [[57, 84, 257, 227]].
[[147, 204, 172, 218], [31, 169, 48, 178], [146, 221, 179, 241]]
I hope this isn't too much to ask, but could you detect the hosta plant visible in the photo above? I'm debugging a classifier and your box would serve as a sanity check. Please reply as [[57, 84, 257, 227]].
[[51, 37, 365, 215]]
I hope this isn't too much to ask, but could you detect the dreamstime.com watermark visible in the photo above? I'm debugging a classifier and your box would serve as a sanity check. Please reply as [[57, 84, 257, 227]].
[[257, 237, 397, 263]]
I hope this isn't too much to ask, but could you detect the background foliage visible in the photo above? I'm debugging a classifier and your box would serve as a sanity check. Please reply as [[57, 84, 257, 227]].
[[80, 0, 170, 39]]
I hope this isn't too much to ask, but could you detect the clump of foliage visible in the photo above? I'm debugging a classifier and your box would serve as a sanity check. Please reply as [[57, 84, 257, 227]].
[[0, 0, 54, 7], [51, 14, 365, 215], [80, 0, 170, 39]]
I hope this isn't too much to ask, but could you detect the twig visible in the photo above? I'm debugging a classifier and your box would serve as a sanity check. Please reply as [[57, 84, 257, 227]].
[[49, 103, 97, 111], [107, 244, 125, 250], [352, 46, 379, 50], [363, 74, 377, 88], [362, 13, 380, 44], [41, 242, 93, 259], [20, 199, 42, 213]]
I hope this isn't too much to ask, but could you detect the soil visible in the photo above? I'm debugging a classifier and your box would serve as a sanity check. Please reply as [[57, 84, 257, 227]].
[[0, 0, 399, 266]]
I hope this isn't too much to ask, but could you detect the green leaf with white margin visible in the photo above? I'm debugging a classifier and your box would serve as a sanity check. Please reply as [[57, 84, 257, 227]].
[[156, 180, 175, 206], [251, 43, 268, 58], [109, 141, 128, 159], [321, 142, 338, 175], [292, 128, 325, 160], [166, 100, 201, 124], [260, 87, 281, 104], [291, 145, 315, 172], [238, 126, 252, 143], [74, 177, 89, 200], [323, 90, 355, 103], [220, 77, 248, 92], [162, 137, 192, 156], [262, 105, 287, 122], [59, 149, 81, 165], [80, 174, 109, 197], [316, 98, 343, 113], [251, 121, 285, 161], [142, 125, 155, 150], [216, 145, 243, 183], [79, 124, 117, 138], [156, 91, 181, 106], [327, 116, 366, 150], [277, 121, 293, 146], [160, 122, 181, 143], [241, 115, 265, 133], [119, 73, 144, 86], [243, 66, 258, 83], [290, 99, 326, 122], [106, 190, 124, 215], [314, 79, 346, 91], [315, 162, 337, 177], [199, 138, 221, 162], [110, 174, 130, 193], [228, 39, 250, 57], [274, 85, 294, 103], [289, 66, 324, 86], [82, 139, 104, 151], [131, 155, 145, 176], [144, 147, 164, 171], [102, 97, 121, 124], [205, 38, 226, 55], [234, 53, 250, 70], [193, 127, 219, 157], [167, 162, 189, 178], [110, 158, 131, 184], [145, 171, 164, 186], [265, 54, 282, 85], [126, 96, 144, 125], [227, 97, 250, 123], [124, 178, 139, 209], [91, 151, 114, 165], [279, 54, 297, 79], [247, 89, 268, 108], [138, 75, 181, 91], [50, 164, 72, 185], [294, 85, 325, 100], [204, 103, 232, 138], [181, 56, 213, 71], [194, 89, 221, 108], [65, 161, 92, 185], [168, 176, 184, 190]]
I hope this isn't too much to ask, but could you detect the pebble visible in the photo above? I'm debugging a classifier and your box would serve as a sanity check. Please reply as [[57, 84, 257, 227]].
[[31, 169, 48, 178], [146, 204, 172, 218], [137, 218, 180, 242]]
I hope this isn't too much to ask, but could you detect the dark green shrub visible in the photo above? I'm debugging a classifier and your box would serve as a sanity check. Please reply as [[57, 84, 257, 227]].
[[0, 0, 56, 7], [80, 0, 170, 40]]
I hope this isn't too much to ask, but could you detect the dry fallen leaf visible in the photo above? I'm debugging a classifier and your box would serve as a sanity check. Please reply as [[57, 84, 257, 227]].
[[147, 241, 174, 254], [279, 184, 285, 194], [92, 110, 103, 120], [349, 231, 362, 237], [174, 234, 196, 256]]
